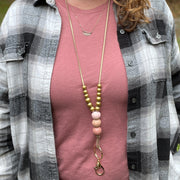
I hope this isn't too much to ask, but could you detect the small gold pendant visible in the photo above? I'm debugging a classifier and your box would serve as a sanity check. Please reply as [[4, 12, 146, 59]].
[[82, 31, 92, 36]]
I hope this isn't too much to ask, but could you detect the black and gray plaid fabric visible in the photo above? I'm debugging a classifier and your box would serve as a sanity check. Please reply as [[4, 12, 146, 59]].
[[0, 0, 180, 179]]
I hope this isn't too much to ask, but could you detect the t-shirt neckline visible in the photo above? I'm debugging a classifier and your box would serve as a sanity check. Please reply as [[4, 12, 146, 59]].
[[55, 0, 111, 14]]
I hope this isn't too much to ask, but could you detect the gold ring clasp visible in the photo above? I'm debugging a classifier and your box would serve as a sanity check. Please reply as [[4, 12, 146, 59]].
[[93, 136, 105, 176], [94, 160, 105, 176]]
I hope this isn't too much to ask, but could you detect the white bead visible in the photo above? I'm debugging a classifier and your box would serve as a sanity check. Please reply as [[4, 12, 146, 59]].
[[91, 111, 101, 120]]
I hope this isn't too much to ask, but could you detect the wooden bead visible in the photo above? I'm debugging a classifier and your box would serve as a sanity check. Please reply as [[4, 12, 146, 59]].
[[83, 85, 87, 90], [95, 106, 100, 111], [87, 102, 93, 107], [84, 94, 89, 98], [96, 102, 101, 106], [83, 90, 88, 94], [92, 119, 101, 128], [97, 84, 102, 88], [97, 92, 101, 97], [90, 106, 95, 112], [91, 111, 101, 119], [93, 127, 102, 135], [85, 98, 91, 103], [96, 97, 101, 101]]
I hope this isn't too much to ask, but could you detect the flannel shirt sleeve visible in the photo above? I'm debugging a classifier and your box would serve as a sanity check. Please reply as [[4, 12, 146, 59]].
[[0, 7, 19, 180], [170, 14, 180, 177], [171, 25, 180, 123]]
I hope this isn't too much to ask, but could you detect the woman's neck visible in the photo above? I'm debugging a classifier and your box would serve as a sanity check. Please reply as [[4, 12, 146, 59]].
[[66, 0, 108, 10]]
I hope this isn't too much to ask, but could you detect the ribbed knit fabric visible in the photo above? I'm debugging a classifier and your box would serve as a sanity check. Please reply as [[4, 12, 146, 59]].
[[50, 0, 129, 179]]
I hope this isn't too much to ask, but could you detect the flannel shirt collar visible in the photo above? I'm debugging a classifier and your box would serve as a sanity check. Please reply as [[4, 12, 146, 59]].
[[33, 0, 56, 8]]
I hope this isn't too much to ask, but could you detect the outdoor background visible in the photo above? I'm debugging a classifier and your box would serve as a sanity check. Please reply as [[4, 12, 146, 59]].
[[0, 0, 180, 45]]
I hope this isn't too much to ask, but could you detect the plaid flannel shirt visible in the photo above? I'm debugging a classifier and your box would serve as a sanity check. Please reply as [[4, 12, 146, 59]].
[[0, 0, 180, 179]]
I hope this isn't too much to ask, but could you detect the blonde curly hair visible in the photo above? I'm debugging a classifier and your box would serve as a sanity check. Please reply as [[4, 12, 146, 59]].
[[113, 0, 151, 32]]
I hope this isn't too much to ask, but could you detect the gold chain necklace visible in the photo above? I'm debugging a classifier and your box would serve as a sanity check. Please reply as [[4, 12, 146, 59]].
[[74, 12, 103, 36], [65, 0, 111, 176]]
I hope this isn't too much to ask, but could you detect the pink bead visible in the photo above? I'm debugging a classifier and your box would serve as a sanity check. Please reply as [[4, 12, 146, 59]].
[[92, 119, 101, 128], [93, 127, 102, 135], [91, 111, 101, 120]]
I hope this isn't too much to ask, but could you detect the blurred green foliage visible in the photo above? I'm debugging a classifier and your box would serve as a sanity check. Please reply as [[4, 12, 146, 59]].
[[0, 0, 13, 23], [165, 0, 180, 44], [167, 0, 180, 18]]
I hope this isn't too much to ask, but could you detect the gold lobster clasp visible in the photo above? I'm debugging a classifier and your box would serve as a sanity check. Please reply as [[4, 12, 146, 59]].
[[94, 160, 105, 176]]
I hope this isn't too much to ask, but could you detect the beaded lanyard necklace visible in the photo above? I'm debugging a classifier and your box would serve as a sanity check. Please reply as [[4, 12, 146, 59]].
[[65, 0, 111, 176]]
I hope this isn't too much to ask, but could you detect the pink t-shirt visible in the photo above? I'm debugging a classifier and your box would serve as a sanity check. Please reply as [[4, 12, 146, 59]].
[[51, 0, 129, 179]]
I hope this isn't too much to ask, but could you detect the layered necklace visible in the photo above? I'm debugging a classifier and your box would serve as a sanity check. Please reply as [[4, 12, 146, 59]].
[[65, 0, 111, 176], [74, 12, 103, 36]]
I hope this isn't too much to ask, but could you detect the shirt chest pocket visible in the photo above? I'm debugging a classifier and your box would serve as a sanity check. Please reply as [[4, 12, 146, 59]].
[[0, 43, 28, 98], [122, 28, 169, 86], [140, 28, 169, 82]]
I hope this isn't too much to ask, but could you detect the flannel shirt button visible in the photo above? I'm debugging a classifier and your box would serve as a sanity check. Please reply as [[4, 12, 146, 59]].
[[131, 97, 137, 104], [142, 30, 145, 34], [46, 0, 55, 6], [120, 29, 125, 35], [156, 32, 161, 39], [128, 60, 133, 66], [17, 49, 22, 55], [131, 132, 136, 138], [131, 164, 136, 170]]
